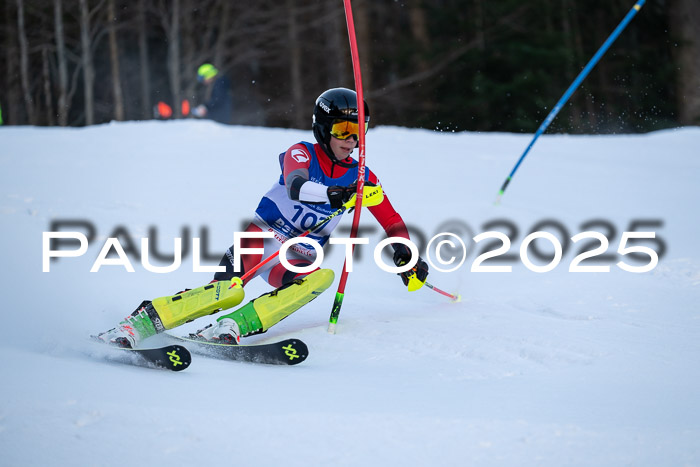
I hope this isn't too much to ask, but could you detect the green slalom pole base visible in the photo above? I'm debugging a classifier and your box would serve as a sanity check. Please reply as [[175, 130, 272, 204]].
[[327, 292, 344, 334]]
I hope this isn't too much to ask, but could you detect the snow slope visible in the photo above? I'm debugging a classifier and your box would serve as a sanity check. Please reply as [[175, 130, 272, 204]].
[[1, 121, 699, 466]]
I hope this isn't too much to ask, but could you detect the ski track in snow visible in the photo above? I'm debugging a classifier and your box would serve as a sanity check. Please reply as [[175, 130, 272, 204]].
[[1, 121, 699, 466]]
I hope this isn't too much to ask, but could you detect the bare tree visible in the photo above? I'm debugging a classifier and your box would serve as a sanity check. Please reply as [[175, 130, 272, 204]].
[[408, 2, 431, 72], [79, 0, 95, 125], [16, 0, 36, 124], [670, 0, 700, 125], [179, 0, 215, 105], [169, 0, 181, 118], [561, 0, 583, 128], [367, 4, 530, 99], [324, 1, 350, 89], [137, 0, 152, 119], [42, 47, 55, 125], [352, 0, 372, 91], [408, 1, 433, 114], [0, 0, 687, 132], [54, 0, 70, 126], [4, 0, 22, 125], [286, 0, 304, 127], [213, 0, 231, 70], [106, 0, 124, 121], [155, 0, 182, 118]]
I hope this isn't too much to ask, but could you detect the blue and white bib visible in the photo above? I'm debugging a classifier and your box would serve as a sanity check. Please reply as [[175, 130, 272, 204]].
[[255, 142, 363, 248]]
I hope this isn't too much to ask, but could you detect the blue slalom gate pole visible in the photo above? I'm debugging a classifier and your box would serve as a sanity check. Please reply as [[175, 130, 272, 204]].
[[496, 0, 646, 203]]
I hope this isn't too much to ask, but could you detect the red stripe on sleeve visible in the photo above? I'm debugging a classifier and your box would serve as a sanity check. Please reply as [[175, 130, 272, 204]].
[[366, 169, 410, 240]]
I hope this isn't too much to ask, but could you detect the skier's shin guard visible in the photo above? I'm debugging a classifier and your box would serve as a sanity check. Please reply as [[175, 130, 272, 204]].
[[151, 278, 245, 330], [217, 269, 335, 337]]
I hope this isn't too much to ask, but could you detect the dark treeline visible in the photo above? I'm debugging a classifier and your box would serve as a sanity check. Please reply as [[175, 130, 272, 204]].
[[2, 0, 698, 133]]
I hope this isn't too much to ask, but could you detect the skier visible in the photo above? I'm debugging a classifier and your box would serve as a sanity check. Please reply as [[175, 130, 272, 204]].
[[191, 63, 233, 124], [97, 88, 429, 349]]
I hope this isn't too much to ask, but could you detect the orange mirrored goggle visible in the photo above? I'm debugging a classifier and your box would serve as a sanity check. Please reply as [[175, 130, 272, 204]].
[[329, 119, 369, 140]]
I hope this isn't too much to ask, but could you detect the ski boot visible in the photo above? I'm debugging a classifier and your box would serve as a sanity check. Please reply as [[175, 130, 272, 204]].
[[96, 301, 164, 348], [195, 318, 242, 344], [97, 277, 245, 348], [194, 268, 335, 344]]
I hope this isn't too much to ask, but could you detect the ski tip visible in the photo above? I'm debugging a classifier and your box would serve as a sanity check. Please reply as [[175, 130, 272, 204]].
[[163, 345, 191, 371], [327, 322, 337, 334], [280, 339, 308, 365]]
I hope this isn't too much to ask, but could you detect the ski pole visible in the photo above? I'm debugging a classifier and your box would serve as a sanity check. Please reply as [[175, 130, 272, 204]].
[[328, 0, 367, 334], [231, 185, 383, 287], [405, 271, 461, 302], [425, 282, 461, 302], [495, 0, 646, 203], [231, 198, 356, 287]]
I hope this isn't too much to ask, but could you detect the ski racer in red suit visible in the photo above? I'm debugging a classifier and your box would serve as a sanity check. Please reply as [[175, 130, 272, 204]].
[[96, 88, 429, 349]]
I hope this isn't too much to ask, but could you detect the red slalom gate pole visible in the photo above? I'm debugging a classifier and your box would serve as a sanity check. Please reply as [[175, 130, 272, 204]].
[[328, 0, 366, 334]]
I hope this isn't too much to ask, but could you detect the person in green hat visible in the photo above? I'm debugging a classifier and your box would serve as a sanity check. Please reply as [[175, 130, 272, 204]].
[[193, 63, 233, 124]]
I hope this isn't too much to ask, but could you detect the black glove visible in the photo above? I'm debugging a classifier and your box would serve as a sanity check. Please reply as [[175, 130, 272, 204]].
[[327, 185, 353, 209], [393, 243, 429, 287], [327, 181, 376, 210]]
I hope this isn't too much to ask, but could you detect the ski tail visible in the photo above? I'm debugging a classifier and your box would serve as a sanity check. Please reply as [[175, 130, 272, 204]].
[[91, 338, 191, 371]]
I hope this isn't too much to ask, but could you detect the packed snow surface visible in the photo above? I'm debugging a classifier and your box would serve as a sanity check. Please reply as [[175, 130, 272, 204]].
[[1, 121, 699, 466]]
